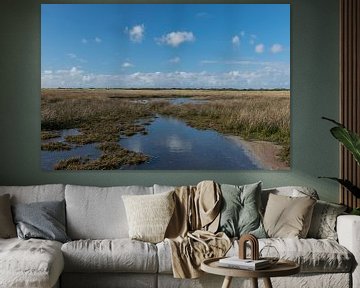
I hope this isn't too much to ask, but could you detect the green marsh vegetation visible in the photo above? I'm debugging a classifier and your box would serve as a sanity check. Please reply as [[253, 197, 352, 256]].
[[41, 88, 290, 169]]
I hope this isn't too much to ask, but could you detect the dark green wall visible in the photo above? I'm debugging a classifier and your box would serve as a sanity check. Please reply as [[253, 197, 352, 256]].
[[0, 0, 340, 202]]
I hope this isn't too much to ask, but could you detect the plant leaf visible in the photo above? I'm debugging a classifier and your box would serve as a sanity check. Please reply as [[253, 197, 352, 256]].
[[330, 126, 360, 165], [322, 116, 345, 127], [322, 116, 360, 165], [318, 177, 360, 198]]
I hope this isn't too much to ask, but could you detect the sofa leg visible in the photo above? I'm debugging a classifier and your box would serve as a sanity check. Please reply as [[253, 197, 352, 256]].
[[221, 276, 232, 288], [251, 278, 258, 288], [263, 277, 273, 288]]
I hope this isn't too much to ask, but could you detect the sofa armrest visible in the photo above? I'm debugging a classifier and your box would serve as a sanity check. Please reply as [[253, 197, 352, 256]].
[[337, 215, 360, 288]]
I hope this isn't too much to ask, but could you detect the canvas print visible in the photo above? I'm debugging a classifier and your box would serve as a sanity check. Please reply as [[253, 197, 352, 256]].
[[41, 4, 290, 170]]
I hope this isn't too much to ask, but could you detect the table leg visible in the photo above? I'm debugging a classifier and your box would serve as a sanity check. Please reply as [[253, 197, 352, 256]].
[[263, 277, 273, 288], [221, 276, 233, 288], [251, 278, 258, 288]]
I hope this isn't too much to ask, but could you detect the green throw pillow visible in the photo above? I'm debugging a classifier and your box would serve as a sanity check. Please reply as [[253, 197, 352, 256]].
[[218, 182, 266, 238]]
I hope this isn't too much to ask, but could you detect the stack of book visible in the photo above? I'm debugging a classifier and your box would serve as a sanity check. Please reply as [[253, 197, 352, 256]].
[[218, 257, 271, 270]]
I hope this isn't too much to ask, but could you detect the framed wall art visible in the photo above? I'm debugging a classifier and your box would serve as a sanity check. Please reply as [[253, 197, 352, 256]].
[[41, 4, 290, 170]]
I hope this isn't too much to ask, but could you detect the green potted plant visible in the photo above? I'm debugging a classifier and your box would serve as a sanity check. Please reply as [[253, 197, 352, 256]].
[[320, 117, 360, 215]]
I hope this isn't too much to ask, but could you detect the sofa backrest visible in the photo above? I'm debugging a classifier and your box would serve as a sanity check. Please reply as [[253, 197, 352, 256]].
[[261, 186, 319, 212], [153, 184, 176, 194], [0, 184, 65, 204], [65, 184, 153, 240]]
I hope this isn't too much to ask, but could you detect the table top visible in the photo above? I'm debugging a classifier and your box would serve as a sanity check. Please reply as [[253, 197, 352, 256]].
[[201, 257, 300, 278]]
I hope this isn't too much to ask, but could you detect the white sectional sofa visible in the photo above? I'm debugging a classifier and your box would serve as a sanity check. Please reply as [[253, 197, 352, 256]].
[[0, 184, 359, 288]]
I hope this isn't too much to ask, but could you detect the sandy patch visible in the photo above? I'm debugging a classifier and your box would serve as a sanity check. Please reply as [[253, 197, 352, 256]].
[[227, 136, 289, 170]]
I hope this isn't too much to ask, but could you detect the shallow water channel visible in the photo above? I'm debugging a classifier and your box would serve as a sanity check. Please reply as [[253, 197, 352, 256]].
[[41, 129, 102, 171], [41, 116, 261, 170], [120, 116, 260, 170]]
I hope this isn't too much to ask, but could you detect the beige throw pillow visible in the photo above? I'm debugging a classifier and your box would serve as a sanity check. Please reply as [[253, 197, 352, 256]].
[[0, 194, 17, 238], [263, 193, 316, 238], [122, 191, 175, 243]]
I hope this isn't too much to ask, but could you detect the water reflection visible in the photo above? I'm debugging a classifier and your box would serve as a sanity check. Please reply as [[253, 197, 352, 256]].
[[42, 128, 80, 143], [41, 143, 102, 171], [166, 135, 192, 153], [41, 128, 101, 171], [120, 116, 260, 170], [169, 98, 207, 105], [41, 117, 261, 170], [129, 97, 207, 105]]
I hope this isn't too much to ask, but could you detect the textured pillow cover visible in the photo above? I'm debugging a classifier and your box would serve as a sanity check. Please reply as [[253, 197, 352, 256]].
[[307, 200, 347, 240], [0, 194, 16, 238], [263, 193, 316, 238], [122, 191, 175, 243], [218, 182, 266, 238], [12, 200, 70, 243]]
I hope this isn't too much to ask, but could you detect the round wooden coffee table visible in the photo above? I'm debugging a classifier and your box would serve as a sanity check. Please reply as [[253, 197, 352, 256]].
[[201, 257, 300, 288]]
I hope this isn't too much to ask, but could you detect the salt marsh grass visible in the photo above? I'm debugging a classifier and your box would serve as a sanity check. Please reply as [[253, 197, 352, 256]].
[[41, 88, 290, 169]]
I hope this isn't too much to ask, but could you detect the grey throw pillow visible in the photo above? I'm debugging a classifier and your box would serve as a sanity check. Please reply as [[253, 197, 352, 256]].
[[307, 200, 347, 240], [0, 194, 16, 238], [12, 200, 70, 243], [218, 182, 266, 238]]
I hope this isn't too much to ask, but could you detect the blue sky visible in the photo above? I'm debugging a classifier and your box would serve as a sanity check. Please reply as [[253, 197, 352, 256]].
[[41, 4, 290, 89]]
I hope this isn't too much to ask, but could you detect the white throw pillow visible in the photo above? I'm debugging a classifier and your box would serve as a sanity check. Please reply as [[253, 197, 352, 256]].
[[122, 191, 175, 243]]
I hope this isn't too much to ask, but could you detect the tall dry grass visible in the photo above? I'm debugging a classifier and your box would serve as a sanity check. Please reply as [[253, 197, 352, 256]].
[[157, 96, 290, 142]]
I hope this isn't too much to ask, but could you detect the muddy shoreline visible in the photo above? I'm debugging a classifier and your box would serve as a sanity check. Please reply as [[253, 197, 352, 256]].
[[227, 136, 289, 170]]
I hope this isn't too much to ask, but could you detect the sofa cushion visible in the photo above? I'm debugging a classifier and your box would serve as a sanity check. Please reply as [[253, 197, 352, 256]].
[[0, 194, 16, 238], [157, 238, 353, 274], [235, 238, 353, 273], [61, 239, 158, 273], [65, 185, 153, 239], [0, 184, 65, 204], [153, 184, 176, 194], [0, 238, 64, 288], [261, 186, 319, 212]]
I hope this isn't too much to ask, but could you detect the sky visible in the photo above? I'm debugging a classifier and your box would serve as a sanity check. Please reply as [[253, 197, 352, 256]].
[[41, 4, 290, 89]]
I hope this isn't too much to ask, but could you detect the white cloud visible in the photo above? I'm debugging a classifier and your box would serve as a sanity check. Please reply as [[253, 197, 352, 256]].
[[122, 62, 134, 68], [255, 44, 265, 53], [201, 59, 266, 66], [240, 31, 245, 37], [270, 43, 283, 53], [169, 57, 181, 64], [125, 24, 145, 43], [95, 37, 102, 43], [232, 35, 240, 47], [41, 62, 290, 89], [81, 38, 88, 44], [156, 31, 195, 47], [249, 34, 257, 45]]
